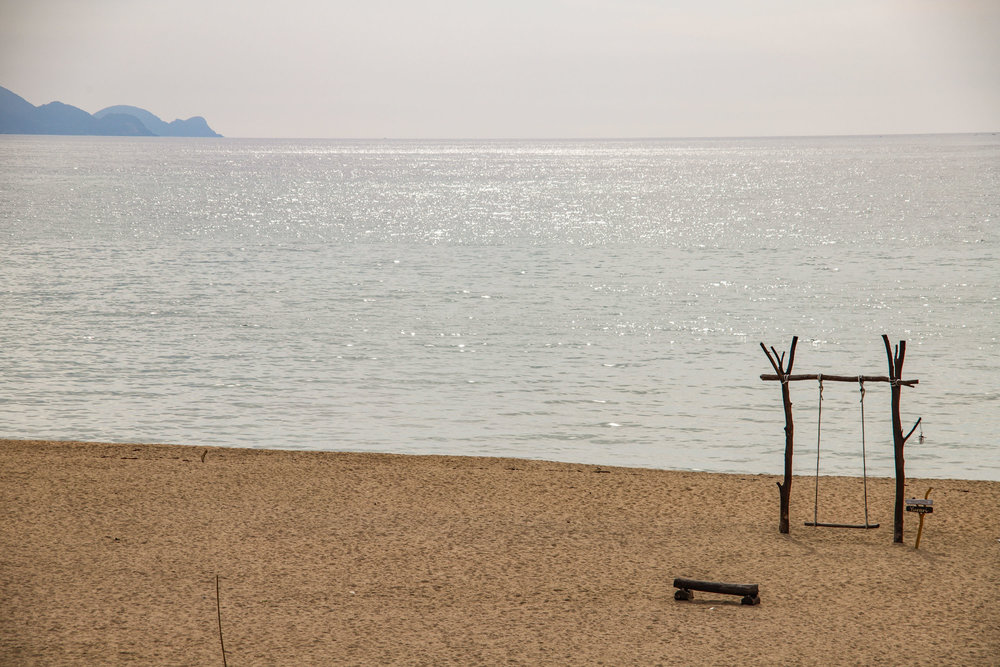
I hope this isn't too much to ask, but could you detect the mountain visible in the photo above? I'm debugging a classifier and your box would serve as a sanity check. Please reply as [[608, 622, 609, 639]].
[[0, 85, 221, 137], [94, 105, 221, 137], [0, 86, 38, 132]]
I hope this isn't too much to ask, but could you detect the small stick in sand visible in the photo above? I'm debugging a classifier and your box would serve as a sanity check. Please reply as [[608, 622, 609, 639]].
[[216, 574, 227, 667]]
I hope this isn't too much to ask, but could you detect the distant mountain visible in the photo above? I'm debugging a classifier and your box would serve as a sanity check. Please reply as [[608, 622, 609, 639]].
[[0, 85, 221, 137], [94, 105, 221, 137], [0, 86, 39, 131]]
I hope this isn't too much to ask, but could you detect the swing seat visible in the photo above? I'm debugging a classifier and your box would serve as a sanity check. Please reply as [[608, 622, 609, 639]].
[[804, 521, 879, 529]]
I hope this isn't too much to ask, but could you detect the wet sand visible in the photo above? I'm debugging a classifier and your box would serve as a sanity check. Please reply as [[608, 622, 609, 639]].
[[2, 439, 998, 665]]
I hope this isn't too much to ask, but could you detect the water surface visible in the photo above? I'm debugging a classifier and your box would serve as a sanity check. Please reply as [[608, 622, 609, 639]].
[[2, 134, 998, 479]]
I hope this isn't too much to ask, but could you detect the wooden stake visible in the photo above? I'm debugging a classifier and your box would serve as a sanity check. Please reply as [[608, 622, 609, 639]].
[[914, 487, 933, 550], [216, 574, 228, 667]]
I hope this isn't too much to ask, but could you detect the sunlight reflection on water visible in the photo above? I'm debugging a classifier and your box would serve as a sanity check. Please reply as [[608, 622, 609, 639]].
[[2, 134, 998, 479]]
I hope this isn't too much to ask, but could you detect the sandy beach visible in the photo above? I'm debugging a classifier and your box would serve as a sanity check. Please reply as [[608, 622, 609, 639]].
[[1, 438, 998, 665]]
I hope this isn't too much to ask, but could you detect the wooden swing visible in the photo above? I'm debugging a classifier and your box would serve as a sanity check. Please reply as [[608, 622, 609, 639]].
[[760, 335, 921, 543], [803, 375, 878, 529]]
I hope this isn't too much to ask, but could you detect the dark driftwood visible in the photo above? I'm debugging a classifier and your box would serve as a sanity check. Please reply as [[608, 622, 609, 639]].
[[673, 578, 761, 605], [760, 374, 918, 387], [760, 337, 798, 534], [673, 578, 759, 596]]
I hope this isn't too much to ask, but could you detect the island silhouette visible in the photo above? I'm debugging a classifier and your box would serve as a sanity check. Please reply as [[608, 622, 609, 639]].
[[0, 85, 222, 137]]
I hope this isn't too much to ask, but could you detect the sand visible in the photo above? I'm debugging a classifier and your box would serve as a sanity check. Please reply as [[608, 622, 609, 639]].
[[1, 438, 998, 666]]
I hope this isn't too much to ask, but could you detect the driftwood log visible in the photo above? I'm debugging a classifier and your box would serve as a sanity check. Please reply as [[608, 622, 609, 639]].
[[673, 578, 760, 605]]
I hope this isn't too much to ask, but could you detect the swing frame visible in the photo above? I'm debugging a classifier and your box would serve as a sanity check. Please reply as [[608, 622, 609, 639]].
[[802, 375, 879, 529], [760, 335, 921, 543]]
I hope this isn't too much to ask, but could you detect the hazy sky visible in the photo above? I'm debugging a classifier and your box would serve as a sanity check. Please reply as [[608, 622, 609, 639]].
[[1, 0, 998, 138]]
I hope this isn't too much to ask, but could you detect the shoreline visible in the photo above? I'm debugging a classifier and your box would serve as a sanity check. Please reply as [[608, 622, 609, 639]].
[[2, 439, 998, 665], [2, 435, 993, 483]]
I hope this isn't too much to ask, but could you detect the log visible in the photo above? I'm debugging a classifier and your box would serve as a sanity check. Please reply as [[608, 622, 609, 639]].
[[672, 578, 759, 597]]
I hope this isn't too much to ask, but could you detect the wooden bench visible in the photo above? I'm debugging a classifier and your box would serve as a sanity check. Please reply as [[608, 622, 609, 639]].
[[673, 577, 760, 605]]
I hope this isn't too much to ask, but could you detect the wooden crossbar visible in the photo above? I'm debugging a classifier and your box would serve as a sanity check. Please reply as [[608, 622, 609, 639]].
[[760, 374, 918, 386]]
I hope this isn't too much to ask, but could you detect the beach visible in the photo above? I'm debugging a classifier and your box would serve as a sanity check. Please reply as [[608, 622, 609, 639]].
[[2, 438, 998, 665]]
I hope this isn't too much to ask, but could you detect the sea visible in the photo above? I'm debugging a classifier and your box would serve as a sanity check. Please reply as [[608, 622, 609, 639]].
[[2, 133, 998, 480]]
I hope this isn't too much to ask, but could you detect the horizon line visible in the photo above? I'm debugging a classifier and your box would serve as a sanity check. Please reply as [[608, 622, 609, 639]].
[[4, 130, 997, 141]]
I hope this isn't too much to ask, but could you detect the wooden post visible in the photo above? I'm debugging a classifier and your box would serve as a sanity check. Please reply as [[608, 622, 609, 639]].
[[913, 487, 933, 550], [760, 337, 798, 534], [883, 335, 922, 544]]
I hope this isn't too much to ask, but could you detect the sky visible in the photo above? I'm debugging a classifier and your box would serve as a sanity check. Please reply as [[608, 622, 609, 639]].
[[1, 0, 998, 139]]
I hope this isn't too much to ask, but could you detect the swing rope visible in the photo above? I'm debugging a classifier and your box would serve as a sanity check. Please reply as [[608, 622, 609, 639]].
[[808, 373, 878, 529], [813, 374, 823, 526], [860, 375, 871, 527]]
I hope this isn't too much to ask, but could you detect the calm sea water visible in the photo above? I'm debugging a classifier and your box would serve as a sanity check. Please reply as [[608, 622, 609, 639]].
[[2, 134, 998, 480]]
